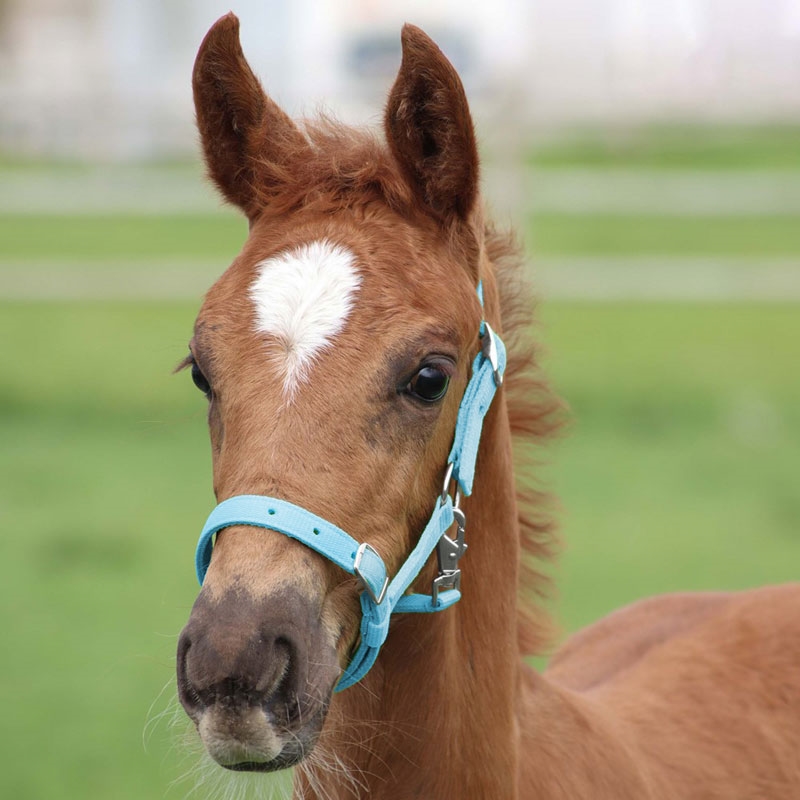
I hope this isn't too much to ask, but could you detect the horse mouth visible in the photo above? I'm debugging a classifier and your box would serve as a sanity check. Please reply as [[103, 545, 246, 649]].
[[197, 701, 326, 772], [223, 749, 307, 773], [215, 720, 321, 773], [226, 762, 276, 772]]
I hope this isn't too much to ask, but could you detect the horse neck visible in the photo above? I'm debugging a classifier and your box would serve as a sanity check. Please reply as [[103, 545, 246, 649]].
[[292, 278, 652, 800], [297, 391, 525, 799]]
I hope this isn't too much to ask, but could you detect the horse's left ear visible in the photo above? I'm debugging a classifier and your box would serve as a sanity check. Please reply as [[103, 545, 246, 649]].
[[385, 25, 479, 222]]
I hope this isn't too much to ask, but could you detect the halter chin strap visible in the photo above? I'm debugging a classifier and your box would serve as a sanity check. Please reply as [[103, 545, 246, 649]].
[[194, 283, 507, 691]]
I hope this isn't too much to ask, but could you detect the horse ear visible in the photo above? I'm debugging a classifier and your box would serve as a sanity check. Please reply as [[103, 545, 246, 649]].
[[384, 24, 479, 222], [192, 13, 308, 218]]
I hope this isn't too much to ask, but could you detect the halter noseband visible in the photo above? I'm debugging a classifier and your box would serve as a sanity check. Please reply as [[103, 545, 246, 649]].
[[194, 284, 506, 691]]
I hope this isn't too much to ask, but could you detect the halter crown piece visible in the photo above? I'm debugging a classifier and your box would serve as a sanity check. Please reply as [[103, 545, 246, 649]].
[[194, 283, 507, 691]]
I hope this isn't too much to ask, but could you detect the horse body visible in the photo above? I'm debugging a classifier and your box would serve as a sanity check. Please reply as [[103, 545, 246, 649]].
[[539, 585, 800, 798], [176, 14, 800, 798]]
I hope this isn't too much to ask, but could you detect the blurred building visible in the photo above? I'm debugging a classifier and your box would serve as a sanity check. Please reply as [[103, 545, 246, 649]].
[[0, 0, 799, 160]]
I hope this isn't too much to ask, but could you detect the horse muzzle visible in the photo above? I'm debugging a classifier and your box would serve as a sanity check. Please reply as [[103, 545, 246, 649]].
[[176, 585, 339, 771]]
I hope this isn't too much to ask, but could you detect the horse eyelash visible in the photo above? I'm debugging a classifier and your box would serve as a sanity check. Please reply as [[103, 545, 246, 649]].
[[173, 354, 193, 374]]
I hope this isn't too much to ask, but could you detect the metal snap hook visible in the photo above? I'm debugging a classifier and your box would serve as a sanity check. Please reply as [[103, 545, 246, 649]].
[[432, 499, 468, 606]]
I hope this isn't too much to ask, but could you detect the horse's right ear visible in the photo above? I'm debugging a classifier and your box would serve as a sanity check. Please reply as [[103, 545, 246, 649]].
[[192, 13, 307, 219]]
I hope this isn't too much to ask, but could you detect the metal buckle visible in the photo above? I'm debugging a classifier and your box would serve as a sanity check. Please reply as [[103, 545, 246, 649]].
[[432, 506, 468, 606], [353, 542, 389, 605], [481, 322, 503, 387]]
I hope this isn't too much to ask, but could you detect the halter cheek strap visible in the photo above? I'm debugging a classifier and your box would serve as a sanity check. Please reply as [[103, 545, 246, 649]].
[[194, 284, 506, 691]]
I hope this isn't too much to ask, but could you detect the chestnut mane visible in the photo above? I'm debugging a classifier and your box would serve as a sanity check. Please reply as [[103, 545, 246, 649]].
[[489, 227, 564, 655]]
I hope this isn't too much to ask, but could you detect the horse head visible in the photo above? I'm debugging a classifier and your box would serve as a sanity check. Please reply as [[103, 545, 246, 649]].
[[176, 13, 495, 772]]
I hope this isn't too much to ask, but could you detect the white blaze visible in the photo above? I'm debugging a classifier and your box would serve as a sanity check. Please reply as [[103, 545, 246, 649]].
[[249, 239, 361, 397]]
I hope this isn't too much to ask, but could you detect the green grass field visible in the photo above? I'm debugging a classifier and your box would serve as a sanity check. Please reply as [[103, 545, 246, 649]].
[[528, 125, 800, 169], [2, 125, 799, 798], [2, 301, 798, 799], [4, 212, 800, 262]]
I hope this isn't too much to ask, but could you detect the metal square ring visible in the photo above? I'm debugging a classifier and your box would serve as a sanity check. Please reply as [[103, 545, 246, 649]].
[[481, 322, 504, 387], [353, 542, 389, 605]]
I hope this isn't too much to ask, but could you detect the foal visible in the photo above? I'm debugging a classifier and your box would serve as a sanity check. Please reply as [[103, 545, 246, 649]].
[[176, 14, 800, 799]]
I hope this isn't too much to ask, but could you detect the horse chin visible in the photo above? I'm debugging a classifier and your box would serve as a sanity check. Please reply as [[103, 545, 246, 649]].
[[197, 700, 327, 773]]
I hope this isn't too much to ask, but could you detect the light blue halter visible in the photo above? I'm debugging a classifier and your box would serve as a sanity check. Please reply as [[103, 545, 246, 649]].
[[194, 284, 506, 691]]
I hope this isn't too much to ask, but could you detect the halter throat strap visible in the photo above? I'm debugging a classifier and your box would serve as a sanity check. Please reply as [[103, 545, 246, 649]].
[[194, 284, 507, 691]]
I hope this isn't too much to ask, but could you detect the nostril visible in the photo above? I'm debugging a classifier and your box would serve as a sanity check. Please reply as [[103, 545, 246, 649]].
[[241, 635, 296, 704], [265, 636, 304, 722], [267, 636, 294, 695], [176, 630, 205, 717]]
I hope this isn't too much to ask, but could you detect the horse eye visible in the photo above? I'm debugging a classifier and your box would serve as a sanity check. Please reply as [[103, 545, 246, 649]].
[[191, 361, 211, 397], [406, 366, 450, 403]]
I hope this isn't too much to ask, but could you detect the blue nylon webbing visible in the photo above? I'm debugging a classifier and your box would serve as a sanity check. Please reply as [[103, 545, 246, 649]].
[[447, 327, 506, 497], [193, 285, 506, 691], [196, 496, 387, 600]]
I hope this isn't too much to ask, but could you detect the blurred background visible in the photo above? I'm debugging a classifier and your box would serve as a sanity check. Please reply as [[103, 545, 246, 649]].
[[1, 1, 799, 798]]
